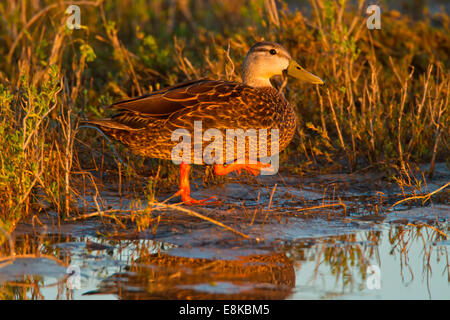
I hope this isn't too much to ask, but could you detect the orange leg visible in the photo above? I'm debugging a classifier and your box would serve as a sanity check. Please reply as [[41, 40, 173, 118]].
[[175, 162, 217, 205], [214, 161, 271, 176]]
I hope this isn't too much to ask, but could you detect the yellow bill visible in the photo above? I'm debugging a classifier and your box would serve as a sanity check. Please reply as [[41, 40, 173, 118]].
[[287, 59, 324, 84]]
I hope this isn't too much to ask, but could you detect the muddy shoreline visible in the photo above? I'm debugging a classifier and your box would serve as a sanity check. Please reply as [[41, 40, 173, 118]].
[[1, 164, 449, 300]]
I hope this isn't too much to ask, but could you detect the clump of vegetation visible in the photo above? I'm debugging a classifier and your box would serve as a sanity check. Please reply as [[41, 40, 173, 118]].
[[0, 66, 63, 232], [0, 0, 448, 240]]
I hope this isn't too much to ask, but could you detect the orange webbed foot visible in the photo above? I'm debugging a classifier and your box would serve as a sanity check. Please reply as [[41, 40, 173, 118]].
[[175, 188, 219, 205], [176, 162, 221, 206], [214, 161, 271, 176]]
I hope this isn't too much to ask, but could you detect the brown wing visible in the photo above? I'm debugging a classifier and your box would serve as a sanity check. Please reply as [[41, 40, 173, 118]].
[[105, 79, 247, 129], [110, 79, 245, 116]]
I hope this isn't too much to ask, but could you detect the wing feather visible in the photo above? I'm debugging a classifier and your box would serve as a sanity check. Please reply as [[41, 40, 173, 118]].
[[108, 79, 230, 117], [101, 79, 251, 129]]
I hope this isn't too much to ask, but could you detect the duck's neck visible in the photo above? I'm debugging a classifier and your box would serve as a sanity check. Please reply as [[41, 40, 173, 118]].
[[242, 75, 272, 88], [242, 63, 273, 88]]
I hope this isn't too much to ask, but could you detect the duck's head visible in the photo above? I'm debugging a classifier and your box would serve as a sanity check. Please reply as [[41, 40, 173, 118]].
[[242, 41, 324, 88]]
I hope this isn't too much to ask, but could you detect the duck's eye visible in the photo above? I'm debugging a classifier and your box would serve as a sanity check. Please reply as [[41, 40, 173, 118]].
[[269, 49, 277, 55]]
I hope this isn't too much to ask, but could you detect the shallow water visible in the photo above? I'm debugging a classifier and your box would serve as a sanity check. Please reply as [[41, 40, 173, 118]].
[[0, 166, 449, 300]]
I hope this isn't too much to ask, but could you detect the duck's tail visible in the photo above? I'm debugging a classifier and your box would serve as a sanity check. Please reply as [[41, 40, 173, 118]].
[[83, 118, 139, 131]]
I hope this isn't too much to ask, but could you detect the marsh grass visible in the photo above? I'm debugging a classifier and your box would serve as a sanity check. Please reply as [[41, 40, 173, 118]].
[[0, 0, 449, 241]]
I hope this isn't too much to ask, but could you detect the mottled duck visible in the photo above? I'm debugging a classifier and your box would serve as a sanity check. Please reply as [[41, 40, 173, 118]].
[[89, 42, 324, 204]]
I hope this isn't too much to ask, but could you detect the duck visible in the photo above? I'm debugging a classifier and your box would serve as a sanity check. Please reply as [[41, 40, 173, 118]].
[[88, 42, 324, 204]]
